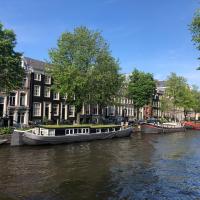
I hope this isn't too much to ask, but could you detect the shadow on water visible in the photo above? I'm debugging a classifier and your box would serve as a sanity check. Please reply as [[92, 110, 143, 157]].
[[0, 131, 200, 200]]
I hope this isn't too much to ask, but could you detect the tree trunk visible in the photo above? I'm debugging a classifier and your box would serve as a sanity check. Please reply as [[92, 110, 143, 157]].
[[76, 112, 81, 124], [173, 105, 176, 122], [137, 108, 139, 120], [184, 110, 187, 121]]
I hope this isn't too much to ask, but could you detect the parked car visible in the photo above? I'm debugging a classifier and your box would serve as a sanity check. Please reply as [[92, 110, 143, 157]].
[[147, 118, 160, 124]]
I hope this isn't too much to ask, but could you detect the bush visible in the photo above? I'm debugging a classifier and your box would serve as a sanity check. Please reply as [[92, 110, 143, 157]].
[[0, 127, 13, 135]]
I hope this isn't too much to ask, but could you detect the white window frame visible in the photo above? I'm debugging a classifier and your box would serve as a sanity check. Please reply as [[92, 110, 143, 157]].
[[20, 93, 26, 106], [53, 92, 59, 100], [44, 87, 51, 98], [9, 93, 16, 106], [69, 105, 75, 117], [34, 85, 41, 97], [53, 104, 59, 116], [45, 75, 51, 84], [33, 102, 41, 116], [34, 73, 41, 81]]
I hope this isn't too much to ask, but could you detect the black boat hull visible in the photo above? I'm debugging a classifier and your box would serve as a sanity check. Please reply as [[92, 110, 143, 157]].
[[18, 127, 132, 146]]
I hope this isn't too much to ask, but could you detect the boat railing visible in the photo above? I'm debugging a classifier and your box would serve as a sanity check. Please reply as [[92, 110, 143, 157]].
[[161, 123, 182, 128]]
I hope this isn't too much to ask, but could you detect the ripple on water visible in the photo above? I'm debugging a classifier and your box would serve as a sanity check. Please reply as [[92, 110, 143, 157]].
[[0, 131, 200, 199]]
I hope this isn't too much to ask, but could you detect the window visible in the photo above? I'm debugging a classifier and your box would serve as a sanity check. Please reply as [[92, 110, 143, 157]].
[[85, 105, 90, 114], [93, 106, 98, 115], [17, 112, 25, 124], [44, 87, 50, 97], [33, 103, 41, 116], [63, 94, 67, 100], [9, 93, 16, 106], [45, 75, 51, 84], [109, 106, 115, 116], [34, 85, 40, 96], [20, 93, 26, 106], [53, 92, 59, 100], [69, 105, 75, 117], [34, 73, 41, 81], [0, 97, 3, 104], [53, 104, 59, 116], [23, 76, 28, 87]]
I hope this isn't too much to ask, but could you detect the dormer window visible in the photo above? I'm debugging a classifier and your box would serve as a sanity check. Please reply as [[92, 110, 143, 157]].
[[34, 73, 41, 81]]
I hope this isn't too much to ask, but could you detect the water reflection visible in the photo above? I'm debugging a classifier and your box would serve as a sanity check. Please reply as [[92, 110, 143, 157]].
[[0, 131, 200, 199]]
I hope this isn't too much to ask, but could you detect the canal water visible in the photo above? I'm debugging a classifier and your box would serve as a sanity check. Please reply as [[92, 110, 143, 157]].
[[0, 131, 200, 200]]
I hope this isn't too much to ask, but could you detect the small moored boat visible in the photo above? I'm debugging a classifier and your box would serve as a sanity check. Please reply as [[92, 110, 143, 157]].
[[0, 139, 8, 145], [184, 121, 200, 130], [141, 123, 185, 134], [11, 125, 133, 146]]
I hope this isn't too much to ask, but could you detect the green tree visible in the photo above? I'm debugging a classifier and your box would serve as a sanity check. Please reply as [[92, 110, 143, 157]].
[[190, 85, 200, 120], [48, 26, 123, 123], [165, 73, 192, 121], [87, 51, 124, 108], [160, 94, 173, 119], [179, 86, 194, 120], [190, 9, 200, 69], [127, 69, 156, 119], [0, 23, 24, 92]]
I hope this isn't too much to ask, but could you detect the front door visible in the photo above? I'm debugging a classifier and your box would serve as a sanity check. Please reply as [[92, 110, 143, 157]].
[[45, 103, 50, 119]]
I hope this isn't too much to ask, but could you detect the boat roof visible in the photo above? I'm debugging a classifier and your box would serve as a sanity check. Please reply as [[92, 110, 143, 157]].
[[39, 124, 121, 129]]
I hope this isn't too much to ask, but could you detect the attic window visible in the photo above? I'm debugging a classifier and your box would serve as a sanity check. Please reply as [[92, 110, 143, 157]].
[[34, 73, 41, 81]]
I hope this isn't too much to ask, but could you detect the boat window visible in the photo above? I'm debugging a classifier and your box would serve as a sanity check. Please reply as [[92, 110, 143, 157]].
[[70, 129, 73, 134], [65, 129, 70, 135], [34, 128, 39, 135], [49, 129, 55, 136], [78, 129, 82, 134], [74, 129, 77, 134], [96, 129, 101, 133], [115, 127, 120, 131], [40, 128, 46, 136]]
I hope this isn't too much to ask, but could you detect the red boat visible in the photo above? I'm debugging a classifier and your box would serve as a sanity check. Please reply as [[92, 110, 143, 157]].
[[184, 121, 200, 130]]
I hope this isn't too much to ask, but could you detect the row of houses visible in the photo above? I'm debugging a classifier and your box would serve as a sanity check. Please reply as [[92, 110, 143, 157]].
[[2, 57, 157, 126]]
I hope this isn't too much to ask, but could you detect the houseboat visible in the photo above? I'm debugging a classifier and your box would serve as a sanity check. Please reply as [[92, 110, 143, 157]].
[[141, 123, 185, 134], [11, 125, 133, 146]]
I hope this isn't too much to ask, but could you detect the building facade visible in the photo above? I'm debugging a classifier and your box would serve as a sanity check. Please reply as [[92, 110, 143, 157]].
[[0, 57, 136, 126]]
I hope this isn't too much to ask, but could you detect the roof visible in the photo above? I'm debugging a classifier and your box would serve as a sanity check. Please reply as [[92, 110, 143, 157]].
[[156, 80, 166, 88], [23, 57, 47, 71]]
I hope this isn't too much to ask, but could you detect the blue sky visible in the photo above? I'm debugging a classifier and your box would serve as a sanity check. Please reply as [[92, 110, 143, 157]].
[[0, 0, 199, 85]]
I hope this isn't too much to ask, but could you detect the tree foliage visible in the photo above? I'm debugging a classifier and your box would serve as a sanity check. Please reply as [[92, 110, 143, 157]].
[[127, 69, 156, 118], [0, 23, 24, 92], [166, 73, 188, 107], [48, 26, 123, 121], [190, 9, 200, 69], [160, 94, 173, 117], [165, 73, 195, 120], [190, 85, 200, 114]]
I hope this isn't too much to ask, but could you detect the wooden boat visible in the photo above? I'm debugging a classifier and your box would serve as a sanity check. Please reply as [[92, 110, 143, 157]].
[[11, 125, 133, 146], [141, 123, 185, 134], [0, 139, 8, 145], [184, 121, 200, 130]]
